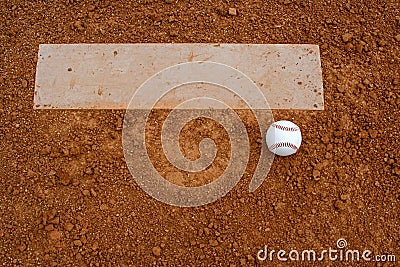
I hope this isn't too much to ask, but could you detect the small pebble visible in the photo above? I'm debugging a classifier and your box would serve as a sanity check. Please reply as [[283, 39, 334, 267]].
[[342, 33, 353, 42], [209, 239, 219, 246], [49, 230, 61, 240], [57, 170, 71, 186], [169, 30, 178, 37], [334, 200, 346, 211], [340, 194, 350, 201], [247, 254, 255, 261], [312, 169, 320, 178], [73, 240, 83, 246], [152, 246, 161, 256], [64, 223, 74, 231], [228, 8, 237, 16], [18, 243, 26, 252], [90, 188, 97, 197], [87, 5, 96, 11], [44, 224, 54, 231]]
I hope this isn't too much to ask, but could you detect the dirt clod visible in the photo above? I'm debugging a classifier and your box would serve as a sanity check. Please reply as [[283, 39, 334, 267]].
[[18, 243, 26, 252], [87, 5, 96, 11], [312, 169, 320, 179], [64, 223, 74, 232], [228, 8, 237, 16], [73, 240, 83, 246], [49, 231, 62, 240], [342, 33, 353, 42], [73, 21, 84, 31], [82, 189, 90, 197], [340, 194, 350, 201], [152, 246, 162, 256], [209, 239, 219, 246], [334, 200, 346, 211], [56, 170, 71, 186], [100, 204, 108, 211], [21, 79, 28, 88], [45, 224, 54, 231]]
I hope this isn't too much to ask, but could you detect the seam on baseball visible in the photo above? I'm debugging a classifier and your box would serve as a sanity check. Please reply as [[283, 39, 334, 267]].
[[271, 123, 300, 132], [268, 142, 299, 151]]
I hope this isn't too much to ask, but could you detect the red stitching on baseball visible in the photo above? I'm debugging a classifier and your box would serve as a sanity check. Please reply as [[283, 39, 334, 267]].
[[269, 142, 299, 151], [271, 123, 300, 132]]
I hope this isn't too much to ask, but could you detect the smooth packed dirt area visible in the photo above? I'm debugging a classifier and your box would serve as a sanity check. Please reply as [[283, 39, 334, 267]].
[[1, 0, 399, 266]]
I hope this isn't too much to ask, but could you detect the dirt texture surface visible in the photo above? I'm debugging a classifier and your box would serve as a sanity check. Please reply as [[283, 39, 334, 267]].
[[1, 0, 400, 266]]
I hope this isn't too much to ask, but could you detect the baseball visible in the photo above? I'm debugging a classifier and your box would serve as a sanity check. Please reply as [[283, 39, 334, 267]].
[[266, 120, 302, 156]]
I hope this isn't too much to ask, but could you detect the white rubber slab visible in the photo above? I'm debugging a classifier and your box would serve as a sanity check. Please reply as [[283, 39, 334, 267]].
[[34, 44, 324, 110]]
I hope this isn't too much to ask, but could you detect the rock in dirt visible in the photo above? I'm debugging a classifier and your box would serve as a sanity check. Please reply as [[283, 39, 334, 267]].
[[209, 239, 219, 246], [228, 8, 237, 16], [356, 42, 364, 53], [92, 241, 99, 250], [90, 188, 97, 197], [87, 5, 96, 11], [76, 253, 83, 261], [18, 243, 27, 251], [84, 167, 94, 175], [45, 224, 54, 231], [56, 170, 71, 186], [340, 194, 350, 201], [342, 33, 353, 42], [49, 217, 60, 225], [359, 130, 369, 139], [49, 230, 62, 240], [152, 246, 161, 256], [368, 129, 378, 138], [247, 255, 255, 261], [312, 169, 320, 179], [73, 240, 83, 246], [64, 223, 74, 231], [73, 21, 84, 31], [334, 200, 346, 211], [40, 146, 51, 155], [395, 34, 400, 42], [46, 209, 57, 221], [169, 30, 178, 37], [100, 203, 108, 211], [27, 170, 36, 178], [21, 79, 28, 88]]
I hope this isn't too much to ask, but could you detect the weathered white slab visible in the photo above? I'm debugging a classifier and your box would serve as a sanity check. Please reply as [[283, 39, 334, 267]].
[[34, 44, 324, 110]]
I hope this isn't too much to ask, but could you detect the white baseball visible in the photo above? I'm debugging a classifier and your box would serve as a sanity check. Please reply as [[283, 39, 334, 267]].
[[266, 120, 302, 156]]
